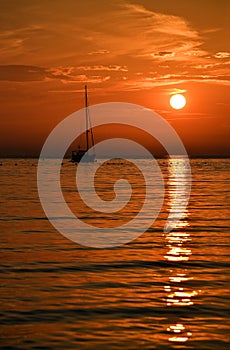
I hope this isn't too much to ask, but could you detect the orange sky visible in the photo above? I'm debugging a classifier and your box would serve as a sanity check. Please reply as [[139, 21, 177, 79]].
[[0, 0, 229, 156]]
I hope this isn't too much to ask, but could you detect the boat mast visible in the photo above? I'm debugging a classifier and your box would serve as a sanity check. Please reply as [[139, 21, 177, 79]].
[[85, 85, 89, 151]]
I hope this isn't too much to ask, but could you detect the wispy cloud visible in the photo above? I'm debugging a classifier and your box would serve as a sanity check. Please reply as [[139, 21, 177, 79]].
[[77, 65, 128, 72], [123, 3, 198, 39], [214, 52, 230, 59], [87, 49, 110, 55], [0, 65, 113, 83], [0, 1, 229, 91], [80, 2, 205, 63], [123, 72, 230, 91], [0, 65, 69, 82]]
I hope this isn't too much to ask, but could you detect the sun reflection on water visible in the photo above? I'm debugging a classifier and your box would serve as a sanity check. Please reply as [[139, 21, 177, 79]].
[[167, 323, 193, 343], [164, 158, 197, 344]]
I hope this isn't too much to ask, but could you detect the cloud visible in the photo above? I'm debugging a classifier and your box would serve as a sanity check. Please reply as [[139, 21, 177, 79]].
[[214, 52, 230, 59], [202, 28, 221, 34], [77, 65, 128, 72], [85, 2, 204, 62], [0, 25, 46, 62], [0, 2, 229, 91], [0, 65, 113, 83], [0, 65, 67, 82], [0, 3, 215, 67], [88, 49, 110, 55], [152, 51, 175, 58], [79, 2, 210, 68], [123, 4, 198, 39], [63, 75, 111, 83], [122, 70, 230, 91]]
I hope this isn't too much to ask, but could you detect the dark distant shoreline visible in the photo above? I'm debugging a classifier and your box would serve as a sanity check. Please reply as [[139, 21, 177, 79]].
[[0, 155, 229, 159]]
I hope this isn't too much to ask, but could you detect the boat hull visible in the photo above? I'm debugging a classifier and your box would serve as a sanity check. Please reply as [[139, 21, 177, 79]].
[[71, 151, 95, 163]]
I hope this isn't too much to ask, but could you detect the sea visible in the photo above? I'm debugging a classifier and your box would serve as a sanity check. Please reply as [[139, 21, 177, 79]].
[[0, 157, 229, 349]]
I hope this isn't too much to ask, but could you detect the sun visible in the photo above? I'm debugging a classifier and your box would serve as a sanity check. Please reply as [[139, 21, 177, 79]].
[[170, 94, 186, 110]]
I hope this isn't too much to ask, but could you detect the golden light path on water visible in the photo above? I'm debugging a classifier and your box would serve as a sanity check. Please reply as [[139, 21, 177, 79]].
[[164, 158, 200, 344]]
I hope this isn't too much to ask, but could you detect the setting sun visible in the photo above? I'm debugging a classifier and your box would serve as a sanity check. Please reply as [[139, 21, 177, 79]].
[[170, 94, 186, 110]]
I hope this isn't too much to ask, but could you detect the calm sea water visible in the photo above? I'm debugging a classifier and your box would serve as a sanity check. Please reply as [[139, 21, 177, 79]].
[[0, 158, 229, 349]]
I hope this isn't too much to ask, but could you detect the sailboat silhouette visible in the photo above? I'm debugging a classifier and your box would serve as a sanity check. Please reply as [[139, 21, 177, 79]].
[[71, 85, 95, 162]]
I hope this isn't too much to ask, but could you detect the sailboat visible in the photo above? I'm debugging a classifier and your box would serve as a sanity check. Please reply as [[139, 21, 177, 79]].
[[71, 85, 96, 163]]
